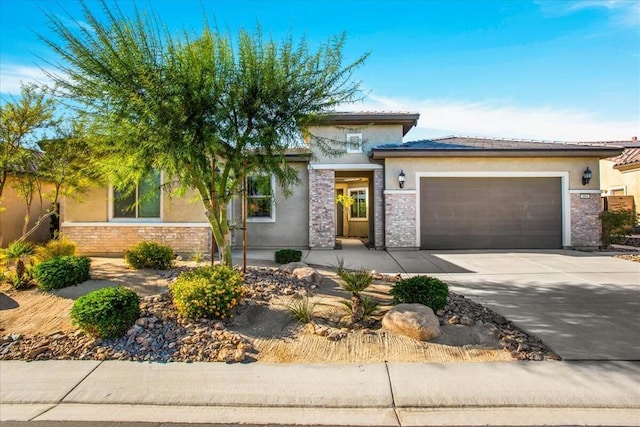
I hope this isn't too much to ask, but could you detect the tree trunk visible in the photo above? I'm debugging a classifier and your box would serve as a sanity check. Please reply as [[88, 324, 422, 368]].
[[351, 293, 364, 324]]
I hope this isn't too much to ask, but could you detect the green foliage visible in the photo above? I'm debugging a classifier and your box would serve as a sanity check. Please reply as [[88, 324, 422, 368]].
[[600, 209, 636, 246], [339, 295, 380, 320], [124, 241, 174, 270], [170, 265, 243, 319], [275, 249, 302, 264], [338, 269, 373, 295], [191, 250, 205, 264], [390, 276, 449, 312], [335, 194, 354, 208], [70, 286, 140, 339], [35, 237, 77, 262], [286, 296, 317, 323], [33, 255, 90, 291], [1, 241, 36, 289], [42, 2, 367, 266]]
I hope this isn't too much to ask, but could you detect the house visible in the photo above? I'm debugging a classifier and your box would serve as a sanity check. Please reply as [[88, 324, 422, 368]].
[[60, 112, 624, 254], [599, 138, 640, 215]]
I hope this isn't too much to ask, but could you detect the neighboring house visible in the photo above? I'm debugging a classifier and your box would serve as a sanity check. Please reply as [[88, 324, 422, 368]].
[[599, 139, 640, 214], [61, 112, 623, 254]]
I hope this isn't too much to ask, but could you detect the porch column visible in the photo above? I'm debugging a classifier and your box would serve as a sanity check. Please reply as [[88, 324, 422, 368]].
[[373, 168, 385, 249], [309, 168, 336, 249]]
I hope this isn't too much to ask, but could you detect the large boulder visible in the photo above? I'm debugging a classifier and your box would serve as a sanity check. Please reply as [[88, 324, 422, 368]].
[[382, 303, 441, 341], [292, 267, 322, 285], [279, 262, 309, 274]]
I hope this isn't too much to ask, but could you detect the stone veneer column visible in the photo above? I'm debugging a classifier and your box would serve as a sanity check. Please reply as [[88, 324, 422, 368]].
[[373, 168, 385, 249], [384, 192, 417, 249], [570, 193, 602, 248], [308, 168, 335, 249]]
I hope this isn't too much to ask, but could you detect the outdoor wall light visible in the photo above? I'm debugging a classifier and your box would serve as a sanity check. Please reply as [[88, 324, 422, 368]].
[[398, 170, 406, 189], [582, 167, 592, 186]]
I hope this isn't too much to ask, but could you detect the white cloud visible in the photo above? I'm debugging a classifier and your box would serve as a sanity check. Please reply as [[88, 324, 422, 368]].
[[351, 94, 640, 142], [0, 64, 57, 95], [536, 0, 640, 27]]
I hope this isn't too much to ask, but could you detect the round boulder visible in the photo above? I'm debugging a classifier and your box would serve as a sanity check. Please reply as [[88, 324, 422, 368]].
[[382, 303, 441, 341]]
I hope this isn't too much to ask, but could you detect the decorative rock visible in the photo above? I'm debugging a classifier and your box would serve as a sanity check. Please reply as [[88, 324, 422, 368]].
[[327, 330, 346, 341], [292, 267, 322, 285], [460, 316, 474, 327], [279, 262, 309, 274], [382, 303, 441, 341], [448, 315, 459, 325]]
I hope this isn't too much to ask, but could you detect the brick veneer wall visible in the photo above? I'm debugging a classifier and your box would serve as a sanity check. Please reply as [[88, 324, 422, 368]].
[[570, 193, 602, 248], [308, 169, 335, 249], [61, 225, 211, 255], [373, 168, 384, 249], [384, 192, 417, 248]]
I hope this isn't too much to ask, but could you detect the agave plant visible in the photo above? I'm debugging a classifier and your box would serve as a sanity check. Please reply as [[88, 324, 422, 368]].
[[338, 269, 373, 324], [1, 241, 35, 289]]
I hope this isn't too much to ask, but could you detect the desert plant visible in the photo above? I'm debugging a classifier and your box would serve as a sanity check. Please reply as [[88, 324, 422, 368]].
[[334, 256, 346, 275], [338, 269, 373, 324], [340, 295, 380, 321], [600, 209, 635, 247], [34, 236, 77, 262], [0, 241, 35, 289], [124, 241, 174, 270], [33, 255, 90, 291], [275, 249, 302, 264], [286, 296, 317, 323], [170, 265, 243, 319], [191, 250, 205, 264], [390, 276, 449, 312], [70, 286, 140, 339]]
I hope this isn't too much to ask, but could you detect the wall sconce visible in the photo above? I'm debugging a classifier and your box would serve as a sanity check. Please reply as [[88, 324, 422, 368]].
[[582, 167, 592, 186], [398, 170, 406, 189]]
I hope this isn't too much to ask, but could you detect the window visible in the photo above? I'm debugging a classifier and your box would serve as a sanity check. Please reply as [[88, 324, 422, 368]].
[[346, 133, 362, 153], [348, 187, 367, 220], [247, 174, 275, 222], [113, 171, 161, 219]]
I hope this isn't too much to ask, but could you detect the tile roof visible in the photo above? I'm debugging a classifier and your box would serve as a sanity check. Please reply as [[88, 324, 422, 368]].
[[375, 136, 626, 151], [607, 147, 640, 168]]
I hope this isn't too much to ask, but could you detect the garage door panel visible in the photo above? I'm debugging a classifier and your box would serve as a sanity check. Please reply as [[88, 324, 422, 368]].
[[420, 177, 562, 249]]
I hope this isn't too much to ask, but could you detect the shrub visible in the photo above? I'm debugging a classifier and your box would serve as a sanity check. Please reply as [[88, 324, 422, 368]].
[[390, 276, 449, 312], [124, 241, 174, 270], [600, 209, 636, 246], [33, 256, 90, 291], [338, 269, 373, 324], [340, 295, 380, 320], [275, 249, 302, 264], [70, 286, 140, 339], [170, 265, 243, 319], [287, 296, 317, 323], [1, 241, 36, 289], [35, 237, 77, 263]]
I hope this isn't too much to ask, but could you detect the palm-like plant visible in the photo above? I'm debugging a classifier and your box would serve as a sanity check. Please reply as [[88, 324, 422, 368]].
[[1, 241, 35, 289], [338, 269, 373, 324]]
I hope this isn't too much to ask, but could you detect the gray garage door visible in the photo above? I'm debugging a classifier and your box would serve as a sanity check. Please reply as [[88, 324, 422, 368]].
[[420, 177, 562, 249]]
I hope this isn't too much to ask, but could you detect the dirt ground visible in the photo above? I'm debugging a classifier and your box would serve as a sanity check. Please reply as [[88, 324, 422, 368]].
[[0, 258, 512, 363]]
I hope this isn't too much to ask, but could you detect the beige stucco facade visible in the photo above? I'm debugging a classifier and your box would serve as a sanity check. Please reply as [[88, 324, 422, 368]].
[[600, 159, 639, 211], [308, 124, 402, 164]]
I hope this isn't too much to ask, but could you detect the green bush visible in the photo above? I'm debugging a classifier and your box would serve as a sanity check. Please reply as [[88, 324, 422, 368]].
[[33, 256, 90, 291], [70, 286, 140, 339], [390, 276, 449, 312], [35, 237, 77, 263], [600, 209, 636, 246], [124, 241, 174, 270], [170, 265, 243, 319], [287, 296, 317, 323], [275, 249, 302, 264]]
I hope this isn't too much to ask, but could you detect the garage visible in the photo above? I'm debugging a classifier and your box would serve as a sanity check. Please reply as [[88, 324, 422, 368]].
[[419, 177, 562, 249]]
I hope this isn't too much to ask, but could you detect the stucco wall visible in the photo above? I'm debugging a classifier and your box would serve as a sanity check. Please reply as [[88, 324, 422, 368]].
[[600, 159, 639, 210], [63, 187, 109, 222], [384, 157, 601, 191], [163, 188, 208, 222], [309, 124, 403, 164]]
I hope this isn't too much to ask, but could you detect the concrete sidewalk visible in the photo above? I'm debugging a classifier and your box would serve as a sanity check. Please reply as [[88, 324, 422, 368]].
[[2, 360, 639, 426]]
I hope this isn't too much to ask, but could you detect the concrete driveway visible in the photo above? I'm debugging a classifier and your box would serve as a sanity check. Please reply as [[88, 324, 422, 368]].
[[393, 250, 640, 361]]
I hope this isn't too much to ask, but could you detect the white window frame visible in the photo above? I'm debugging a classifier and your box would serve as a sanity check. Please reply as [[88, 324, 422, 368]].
[[608, 186, 626, 196], [347, 187, 368, 221], [109, 171, 163, 222], [346, 133, 363, 154], [247, 174, 276, 223]]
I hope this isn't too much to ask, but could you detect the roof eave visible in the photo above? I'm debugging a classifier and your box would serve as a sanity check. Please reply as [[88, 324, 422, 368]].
[[370, 148, 625, 160], [317, 113, 420, 136]]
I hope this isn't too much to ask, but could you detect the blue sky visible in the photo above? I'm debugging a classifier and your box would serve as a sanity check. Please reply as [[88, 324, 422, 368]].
[[1, 0, 638, 141]]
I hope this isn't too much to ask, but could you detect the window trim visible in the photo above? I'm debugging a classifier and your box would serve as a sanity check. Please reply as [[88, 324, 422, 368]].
[[347, 187, 368, 221], [109, 171, 163, 222], [608, 186, 626, 196], [346, 133, 363, 154], [247, 174, 276, 223]]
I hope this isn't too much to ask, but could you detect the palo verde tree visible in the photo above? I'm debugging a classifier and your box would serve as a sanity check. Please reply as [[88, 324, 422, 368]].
[[42, 1, 367, 266]]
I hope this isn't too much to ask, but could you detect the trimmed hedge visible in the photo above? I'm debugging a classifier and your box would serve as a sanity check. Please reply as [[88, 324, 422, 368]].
[[34, 256, 90, 291], [124, 241, 174, 270], [275, 249, 302, 264], [390, 275, 449, 312], [71, 286, 140, 339]]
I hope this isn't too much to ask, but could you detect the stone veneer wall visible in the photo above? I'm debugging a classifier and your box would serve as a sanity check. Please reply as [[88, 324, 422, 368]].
[[373, 169, 385, 249], [570, 193, 602, 247], [308, 169, 335, 248], [61, 225, 210, 255], [384, 192, 417, 249]]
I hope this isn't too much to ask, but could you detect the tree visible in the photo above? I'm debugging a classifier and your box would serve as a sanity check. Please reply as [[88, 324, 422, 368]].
[[0, 84, 56, 246], [42, 1, 367, 266]]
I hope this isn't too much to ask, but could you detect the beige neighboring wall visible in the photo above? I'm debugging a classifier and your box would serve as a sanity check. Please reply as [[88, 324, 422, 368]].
[[600, 159, 639, 207], [163, 187, 208, 222], [62, 187, 109, 222], [309, 124, 403, 164], [384, 157, 601, 191]]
